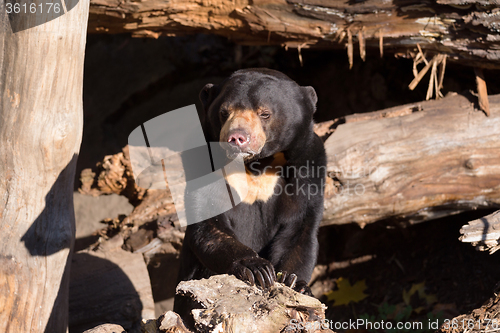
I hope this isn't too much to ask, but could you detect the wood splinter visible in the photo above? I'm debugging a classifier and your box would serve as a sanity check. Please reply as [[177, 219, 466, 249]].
[[379, 29, 383, 58], [474, 67, 490, 116], [347, 28, 353, 69], [409, 52, 446, 100], [359, 27, 366, 62]]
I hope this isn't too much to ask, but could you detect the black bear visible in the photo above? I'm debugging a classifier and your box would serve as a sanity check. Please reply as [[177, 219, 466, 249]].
[[174, 68, 326, 315]]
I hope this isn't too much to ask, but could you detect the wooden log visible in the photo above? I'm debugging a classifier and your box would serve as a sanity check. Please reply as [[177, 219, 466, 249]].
[[175, 274, 333, 333], [322, 93, 500, 226], [460, 210, 500, 254], [79, 93, 500, 228], [88, 0, 500, 68], [0, 2, 89, 332]]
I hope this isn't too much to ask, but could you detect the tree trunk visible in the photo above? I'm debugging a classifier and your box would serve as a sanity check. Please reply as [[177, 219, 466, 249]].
[[322, 93, 500, 227], [0, 1, 89, 332], [88, 0, 500, 68]]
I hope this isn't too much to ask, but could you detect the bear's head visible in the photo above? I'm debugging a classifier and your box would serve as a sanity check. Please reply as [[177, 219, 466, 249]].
[[199, 68, 317, 162]]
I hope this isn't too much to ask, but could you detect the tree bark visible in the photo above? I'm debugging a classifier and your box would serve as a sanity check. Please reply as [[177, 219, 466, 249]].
[[0, 1, 89, 332], [88, 0, 500, 68], [322, 93, 500, 227]]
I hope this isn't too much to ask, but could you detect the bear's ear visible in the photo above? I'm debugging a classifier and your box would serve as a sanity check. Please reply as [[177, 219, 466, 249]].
[[199, 83, 219, 113], [302, 86, 318, 114]]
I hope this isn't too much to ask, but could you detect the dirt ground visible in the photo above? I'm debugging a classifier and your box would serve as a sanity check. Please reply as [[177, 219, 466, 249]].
[[314, 210, 500, 332], [75, 33, 500, 332]]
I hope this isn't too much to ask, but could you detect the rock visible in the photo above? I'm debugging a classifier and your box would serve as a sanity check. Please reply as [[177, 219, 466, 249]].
[[83, 323, 126, 333], [158, 311, 193, 333]]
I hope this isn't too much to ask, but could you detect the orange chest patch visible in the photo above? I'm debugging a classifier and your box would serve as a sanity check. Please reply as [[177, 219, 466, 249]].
[[225, 153, 286, 205]]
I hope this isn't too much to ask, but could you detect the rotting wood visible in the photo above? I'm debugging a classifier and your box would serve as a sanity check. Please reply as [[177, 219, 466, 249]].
[[88, 0, 500, 69], [175, 274, 333, 333], [79, 146, 146, 205]]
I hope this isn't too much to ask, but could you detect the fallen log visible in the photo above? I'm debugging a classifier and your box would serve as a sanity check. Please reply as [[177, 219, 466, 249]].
[[322, 93, 500, 226], [80, 93, 500, 229], [88, 0, 500, 69]]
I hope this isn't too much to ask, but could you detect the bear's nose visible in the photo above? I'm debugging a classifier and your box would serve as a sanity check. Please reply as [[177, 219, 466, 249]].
[[228, 131, 249, 149]]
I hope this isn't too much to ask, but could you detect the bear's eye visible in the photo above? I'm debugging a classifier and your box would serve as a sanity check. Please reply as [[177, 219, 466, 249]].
[[259, 111, 271, 120], [220, 109, 229, 119]]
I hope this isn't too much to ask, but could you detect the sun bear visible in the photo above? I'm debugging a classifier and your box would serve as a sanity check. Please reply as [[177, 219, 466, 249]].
[[174, 68, 326, 317]]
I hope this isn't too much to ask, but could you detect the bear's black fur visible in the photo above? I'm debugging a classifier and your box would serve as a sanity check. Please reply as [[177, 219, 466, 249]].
[[174, 68, 326, 317]]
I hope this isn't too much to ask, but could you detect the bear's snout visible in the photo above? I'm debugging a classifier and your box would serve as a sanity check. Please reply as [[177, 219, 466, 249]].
[[227, 130, 250, 149], [219, 109, 267, 160]]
